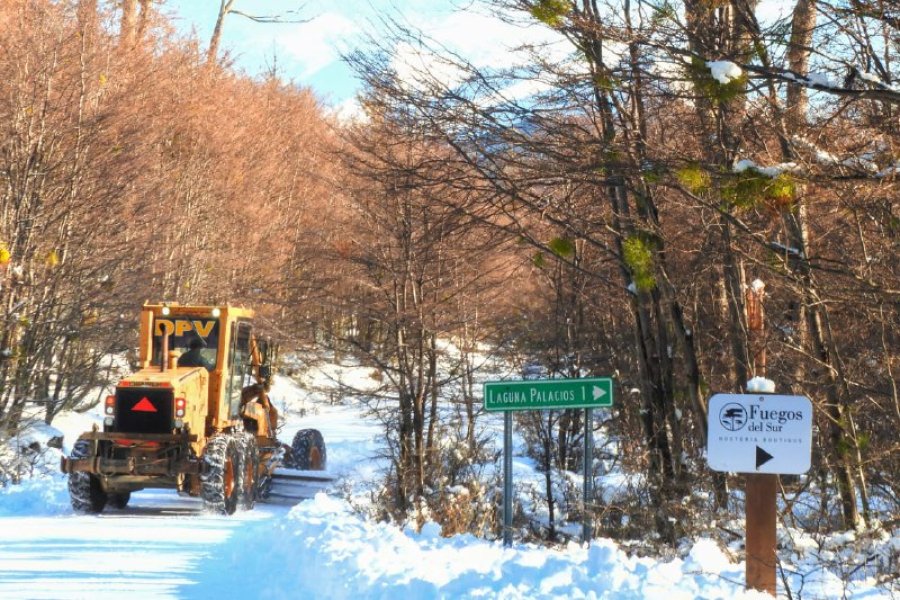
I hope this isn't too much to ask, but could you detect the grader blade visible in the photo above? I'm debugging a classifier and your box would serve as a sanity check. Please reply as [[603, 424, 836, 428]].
[[259, 468, 334, 505]]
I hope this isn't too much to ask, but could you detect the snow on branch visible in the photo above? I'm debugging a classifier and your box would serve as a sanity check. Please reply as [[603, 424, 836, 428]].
[[732, 141, 898, 181], [768, 241, 804, 259], [791, 137, 883, 175], [706, 60, 743, 85], [733, 158, 798, 178], [230, 8, 311, 24], [739, 63, 900, 105], [876, 162, 900, 178], [853, 69, 899, 93], [655, 42, 900, 104]]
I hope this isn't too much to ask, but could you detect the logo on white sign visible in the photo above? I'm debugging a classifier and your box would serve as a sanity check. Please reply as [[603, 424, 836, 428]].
[[719, 403, 747, 431]]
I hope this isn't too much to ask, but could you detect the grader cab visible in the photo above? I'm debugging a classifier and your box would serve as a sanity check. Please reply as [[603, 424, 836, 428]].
[[60, 302, 328, 514]]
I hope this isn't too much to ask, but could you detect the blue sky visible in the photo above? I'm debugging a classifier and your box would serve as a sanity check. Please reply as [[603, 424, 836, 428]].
[[163, 1, 486, 107], [162, 1, 574, 112], [163, 0, 372, 103], [162, 1, 790, 114]]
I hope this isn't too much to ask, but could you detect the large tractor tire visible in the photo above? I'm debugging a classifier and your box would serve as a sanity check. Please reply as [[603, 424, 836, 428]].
[[201, 435, 242, 515], [108, 492, 131, 509], [240, 433, 259, 510], [290, 428, 326, 471], [68, 440, 108, 514]]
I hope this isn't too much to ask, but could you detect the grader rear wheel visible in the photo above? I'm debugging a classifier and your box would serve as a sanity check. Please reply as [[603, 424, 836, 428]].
[[68, 440, 108, 514], [290, 428, 327, 471], [108, 492, 131, 509], [201, 435, 242, 515]]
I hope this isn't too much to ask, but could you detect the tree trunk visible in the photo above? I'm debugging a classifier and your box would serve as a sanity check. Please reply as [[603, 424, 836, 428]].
[[809, 304, 863, 529], [208, 0, 236, 63], [137, 0, 153, 40], [120, 0, 138, 48], [721, 225, 751, 387], [776, 0, 863, 530], [786, 0, 817, 124], [426, 332, 439, 474]]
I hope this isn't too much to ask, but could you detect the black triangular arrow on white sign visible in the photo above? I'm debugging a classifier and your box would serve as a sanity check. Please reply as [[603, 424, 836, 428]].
[[755, 446, 774, 469]]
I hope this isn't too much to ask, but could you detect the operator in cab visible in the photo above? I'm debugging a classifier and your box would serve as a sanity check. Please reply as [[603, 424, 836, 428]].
[[178, 337, 213, 371]]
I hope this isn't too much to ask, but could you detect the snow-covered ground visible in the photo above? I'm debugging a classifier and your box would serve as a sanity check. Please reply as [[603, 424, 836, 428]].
[[0, 356, 896, 599]]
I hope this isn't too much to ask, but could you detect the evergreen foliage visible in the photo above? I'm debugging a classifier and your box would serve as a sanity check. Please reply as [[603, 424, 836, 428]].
[[548, 237, 575, 258], [530, 0, 571, 27], [622, 236, 656, 292], [722, 171, 796, 210], [675, 164, 711, 194], [687, 57, 749, 104]]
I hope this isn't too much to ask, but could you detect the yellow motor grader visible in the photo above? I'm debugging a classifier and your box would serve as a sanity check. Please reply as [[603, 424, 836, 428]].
[[60, 302, 329, 514]]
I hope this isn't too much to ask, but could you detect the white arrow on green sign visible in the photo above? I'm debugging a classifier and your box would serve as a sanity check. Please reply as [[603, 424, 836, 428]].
[[483, 378, 614, 412]]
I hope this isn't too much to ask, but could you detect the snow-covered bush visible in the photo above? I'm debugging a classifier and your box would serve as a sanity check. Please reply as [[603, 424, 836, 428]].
[[0, 419, 64, 486]]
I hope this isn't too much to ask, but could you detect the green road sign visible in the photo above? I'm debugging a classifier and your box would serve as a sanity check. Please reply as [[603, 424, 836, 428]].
[[483, 378, 614, 412]]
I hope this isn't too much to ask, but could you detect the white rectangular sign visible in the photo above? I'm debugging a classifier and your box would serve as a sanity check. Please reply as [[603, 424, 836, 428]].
[[707, 393, 813, 475]]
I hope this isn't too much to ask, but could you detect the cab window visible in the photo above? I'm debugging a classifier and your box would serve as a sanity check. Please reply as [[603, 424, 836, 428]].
[[227, 322, 252, 418], [152, 317, 220, 370]]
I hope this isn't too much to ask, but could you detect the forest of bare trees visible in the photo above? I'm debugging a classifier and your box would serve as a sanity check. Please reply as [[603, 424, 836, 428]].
[[0, 0, 896, 557], [0, 0, 336, 437], [338, 0, 899, 543]]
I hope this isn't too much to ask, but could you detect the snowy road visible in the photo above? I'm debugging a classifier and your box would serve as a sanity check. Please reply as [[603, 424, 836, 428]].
[[0, 492, 294, 599], [0, 371, 384, 600]]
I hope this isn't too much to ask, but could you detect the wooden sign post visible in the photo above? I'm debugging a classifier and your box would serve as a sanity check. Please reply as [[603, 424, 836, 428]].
[[745, 280, 774, 595], [745, 471, 778, 594], [708, 391, 812, 594], [707, 281, 813, 596]]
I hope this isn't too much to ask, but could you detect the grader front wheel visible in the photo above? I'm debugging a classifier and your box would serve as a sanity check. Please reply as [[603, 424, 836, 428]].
[[201, 435, 242, 515]]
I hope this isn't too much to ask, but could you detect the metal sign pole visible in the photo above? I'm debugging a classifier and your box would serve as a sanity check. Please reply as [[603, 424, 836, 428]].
[[503, 411, 513, 547], [583, 408, 593, 545]]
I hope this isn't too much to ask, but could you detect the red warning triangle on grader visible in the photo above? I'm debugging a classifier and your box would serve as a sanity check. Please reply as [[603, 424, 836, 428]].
[[132, 397, 157, 412]]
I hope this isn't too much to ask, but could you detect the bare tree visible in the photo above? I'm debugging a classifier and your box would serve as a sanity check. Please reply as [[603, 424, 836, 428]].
[[207, 0, 310, 63]]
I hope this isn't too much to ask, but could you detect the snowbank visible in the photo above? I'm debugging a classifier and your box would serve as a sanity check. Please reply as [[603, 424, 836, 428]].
[[0, 476, 70, 517], [208, 493, 769, 600]]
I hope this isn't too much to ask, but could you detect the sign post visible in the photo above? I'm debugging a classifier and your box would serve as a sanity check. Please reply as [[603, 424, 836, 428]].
[[707, 392, 813, 595], [583, 408, 593, 544], [746, 471, 778, 594], [503, 411, 513, 547], [743, 280, 776, 596], [484, 377, 613, 547]]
